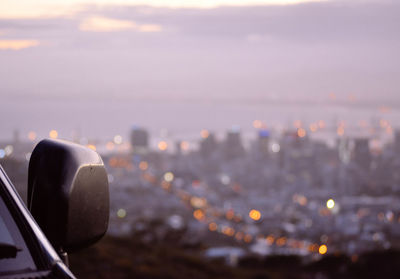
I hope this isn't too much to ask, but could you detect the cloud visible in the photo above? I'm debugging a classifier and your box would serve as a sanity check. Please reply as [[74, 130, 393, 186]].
[[79, 15, 162, 32], [0, 0, 327, 20], [79, 1, 398, 44], [138, 24, 162, 32], [0, 39, 39, 50], [79, 16, 137, 32]]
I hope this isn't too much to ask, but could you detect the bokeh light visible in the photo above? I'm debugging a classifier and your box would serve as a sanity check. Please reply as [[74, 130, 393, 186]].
[[49, 130, 58, 139], [249, 209, 261, 221], [319, 244, 328, 255], [158, 141, 168, 151], [164, 172, 174, 182], [117, 208, 126, 218], [326, 199, 335, 209]]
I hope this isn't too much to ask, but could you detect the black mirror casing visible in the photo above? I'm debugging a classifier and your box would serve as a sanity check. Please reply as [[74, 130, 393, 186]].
[[28, 139, 109, 253]]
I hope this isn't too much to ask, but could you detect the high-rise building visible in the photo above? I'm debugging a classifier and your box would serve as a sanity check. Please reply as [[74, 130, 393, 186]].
[[224, 128, 245, 160], [200, 132, 218, 157], [394, 130, 400, 154], [352, 138, 371, 170], [258, 129, 270, 156], [130, 127, 149, 153]]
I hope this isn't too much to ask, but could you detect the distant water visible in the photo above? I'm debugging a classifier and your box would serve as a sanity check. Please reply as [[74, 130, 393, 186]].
[[0, 98, 398, 144]]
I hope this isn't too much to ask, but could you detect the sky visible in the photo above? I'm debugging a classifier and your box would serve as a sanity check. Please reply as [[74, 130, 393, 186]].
[[1, 0, 327, 18], [0, 0, 399, 141]]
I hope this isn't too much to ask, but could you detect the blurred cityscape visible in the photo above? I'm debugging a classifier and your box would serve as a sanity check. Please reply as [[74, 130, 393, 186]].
[[1, 0, 399, 277], [2, 117, 400, 269]]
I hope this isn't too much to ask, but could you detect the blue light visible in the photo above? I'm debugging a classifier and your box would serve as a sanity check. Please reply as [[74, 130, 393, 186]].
[[259, 129, 270, 138]]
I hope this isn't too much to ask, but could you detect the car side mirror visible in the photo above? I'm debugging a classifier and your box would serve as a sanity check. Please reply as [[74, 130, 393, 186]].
[[27, 139, 109, 254]]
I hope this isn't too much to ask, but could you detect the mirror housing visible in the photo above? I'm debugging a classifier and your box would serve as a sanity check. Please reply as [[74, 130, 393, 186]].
[[28, 139, 109, 253]]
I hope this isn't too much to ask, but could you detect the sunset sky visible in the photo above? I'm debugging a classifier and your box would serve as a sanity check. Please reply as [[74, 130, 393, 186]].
[[0, 0, 398, 140], [1, 0, 326, 18]]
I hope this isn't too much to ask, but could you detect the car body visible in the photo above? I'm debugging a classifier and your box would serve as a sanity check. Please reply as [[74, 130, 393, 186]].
[[0, 139, 109, 278], [0, 165, 75, 278]]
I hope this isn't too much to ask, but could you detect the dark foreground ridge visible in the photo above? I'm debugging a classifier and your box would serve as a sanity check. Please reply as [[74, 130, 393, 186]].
[[70, 234, 400, 279]]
